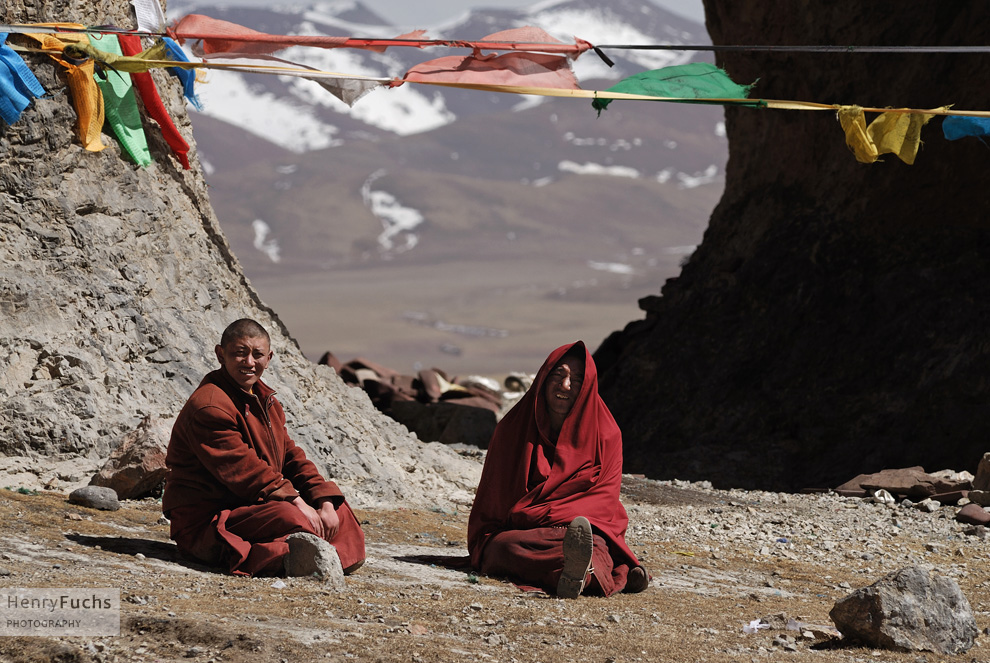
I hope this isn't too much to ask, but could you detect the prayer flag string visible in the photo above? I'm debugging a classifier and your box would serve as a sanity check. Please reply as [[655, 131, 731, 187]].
[[4, 15, 990, 168], [5, 23, 990, 56]]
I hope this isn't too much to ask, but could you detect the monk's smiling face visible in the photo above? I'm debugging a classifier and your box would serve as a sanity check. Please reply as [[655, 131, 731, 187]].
[[215, 335, 273, 393], [544, 355, 585, 430]]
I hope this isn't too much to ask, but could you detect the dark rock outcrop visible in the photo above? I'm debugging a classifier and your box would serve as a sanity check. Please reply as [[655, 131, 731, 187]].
[[596, 3, 990, 490]]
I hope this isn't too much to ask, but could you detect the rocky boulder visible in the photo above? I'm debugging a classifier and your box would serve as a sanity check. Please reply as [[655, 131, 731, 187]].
[[597, 3, 990, 491], [0, 0, 480, 508], [830, 566, 978, 654], [89, 416, 171, 500]]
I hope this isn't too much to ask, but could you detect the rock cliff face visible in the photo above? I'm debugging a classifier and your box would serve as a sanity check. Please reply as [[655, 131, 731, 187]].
[[597, 3, 990, 490], [0, 0, 479, 506]]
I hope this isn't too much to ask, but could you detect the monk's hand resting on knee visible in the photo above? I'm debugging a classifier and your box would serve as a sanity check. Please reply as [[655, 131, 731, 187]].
[[316, 501, 340, 541], [291, 496, 325, 538]]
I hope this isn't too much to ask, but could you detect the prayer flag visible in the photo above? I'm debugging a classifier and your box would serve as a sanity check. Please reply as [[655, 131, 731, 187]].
[[838, 105, 938, 165], [201, 53, 387, 106], [942, 115, 990, 141], [162, 37, 202, 110], [22, 27, 106, 151], [0, 33, 46, 124], [592, 63, 755, 113], [173, 14, 350, 55], [119, 34, 191, 169], [130, 0, 167, 33], [402, 29, 583, 90], [87, 33, 152, 166]]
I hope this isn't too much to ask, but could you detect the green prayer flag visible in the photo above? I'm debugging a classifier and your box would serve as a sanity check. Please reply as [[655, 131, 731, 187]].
[[87, 33, 152, 167], [592, 62, 755, 114]]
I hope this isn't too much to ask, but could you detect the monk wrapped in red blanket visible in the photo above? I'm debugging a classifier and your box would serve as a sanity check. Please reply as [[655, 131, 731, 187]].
[[468, 341, 648, 598], [163, 319, 365, 579]]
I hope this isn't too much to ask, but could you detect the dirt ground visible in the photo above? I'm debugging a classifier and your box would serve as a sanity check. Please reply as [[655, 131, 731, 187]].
[[0, 479, 988, 663]]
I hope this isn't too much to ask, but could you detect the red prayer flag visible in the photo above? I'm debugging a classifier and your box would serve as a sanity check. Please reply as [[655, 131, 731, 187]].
[[172, 14, 428, 55], [401, 28, 584, 91], [118, 34, 191, 169], [171, 15, 591, 58], [402, 51, 581, 89]]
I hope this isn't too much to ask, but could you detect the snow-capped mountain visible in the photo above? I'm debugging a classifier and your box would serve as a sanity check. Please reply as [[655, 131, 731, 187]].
[[167, 0, 727, 375], [171, 0, 711, 151]]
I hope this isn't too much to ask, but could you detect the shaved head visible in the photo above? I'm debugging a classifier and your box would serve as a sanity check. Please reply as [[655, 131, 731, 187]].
[[220, 318, 270, 348]]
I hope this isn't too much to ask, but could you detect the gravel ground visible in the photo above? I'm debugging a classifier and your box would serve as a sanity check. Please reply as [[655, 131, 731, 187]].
[[1, 474, 989, 663]]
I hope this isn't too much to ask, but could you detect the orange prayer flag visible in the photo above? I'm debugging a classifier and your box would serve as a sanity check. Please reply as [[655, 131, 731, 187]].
[[21, 27, 105, 151]]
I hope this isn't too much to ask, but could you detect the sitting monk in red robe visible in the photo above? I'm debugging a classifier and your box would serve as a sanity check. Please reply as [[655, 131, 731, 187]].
[[468, 341, 648, 598], [163, 318, 365, 578]]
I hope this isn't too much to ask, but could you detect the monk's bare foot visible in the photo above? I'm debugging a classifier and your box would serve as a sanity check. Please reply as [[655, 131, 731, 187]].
[[284, 533, 345, 588], [626, 565, 649, 593], [557, 516, 594, 599]]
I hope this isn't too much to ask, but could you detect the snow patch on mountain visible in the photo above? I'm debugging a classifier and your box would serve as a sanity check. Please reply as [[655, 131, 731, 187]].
[[564, 132, 643, 151], [291, 33, 461, 131], [677, 164, 720, 189], [301, 5, 397, 37], [252, 219, 282, 263], [354, 87, 455, 136], [530, 6, 696, 79], [559, 161, 640, 178], [187, 0, 709, 151], [195, 68, 341, 153], [362, 170, 424, 256], [588, 261, 635, 275], [512, 95, 546, 112]]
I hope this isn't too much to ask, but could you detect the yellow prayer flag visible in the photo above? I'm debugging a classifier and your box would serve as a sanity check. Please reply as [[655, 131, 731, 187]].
[[838, 105, 943, 165], [837, 106, 879, 163], [867, 109, 938, 165]]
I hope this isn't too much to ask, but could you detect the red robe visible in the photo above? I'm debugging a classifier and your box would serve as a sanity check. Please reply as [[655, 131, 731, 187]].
[[164, 368, 365, 576], [468, 342, 640, 595]]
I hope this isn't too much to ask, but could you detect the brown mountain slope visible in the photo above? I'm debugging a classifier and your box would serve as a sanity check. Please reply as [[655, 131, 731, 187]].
[[196, 94, 726, 374]]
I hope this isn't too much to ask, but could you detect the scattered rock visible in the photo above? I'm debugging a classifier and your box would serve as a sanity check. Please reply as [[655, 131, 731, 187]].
[[483, 632, 508, 646], [89, 416, 171, 499], [956, 503, 990, 526], [973, 453, 990, 491], [965, 525, 988, 539], [835, 467, 970, 502], [966, 490, 990, 507], [68, 486, 120, 511], [284, 533, 345, 589], [829, 565, 978, 654]]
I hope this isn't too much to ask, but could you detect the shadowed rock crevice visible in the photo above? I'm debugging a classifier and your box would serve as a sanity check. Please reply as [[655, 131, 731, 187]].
[[596, 3, 990, 491]]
